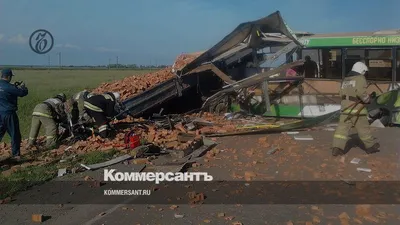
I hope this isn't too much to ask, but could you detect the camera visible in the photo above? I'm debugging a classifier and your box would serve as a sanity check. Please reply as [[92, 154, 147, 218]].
[[14, 81, 26, 89]]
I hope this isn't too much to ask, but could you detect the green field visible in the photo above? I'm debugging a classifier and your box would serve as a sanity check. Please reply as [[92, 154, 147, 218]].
[[1, 69, 156, 143]]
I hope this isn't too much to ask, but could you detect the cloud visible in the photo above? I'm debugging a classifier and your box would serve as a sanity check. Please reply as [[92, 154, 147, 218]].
[[93, 47, 120, 53], [7, 34, 28, 44], [0, 34, 4, 41], [55, 43, 81, 50]]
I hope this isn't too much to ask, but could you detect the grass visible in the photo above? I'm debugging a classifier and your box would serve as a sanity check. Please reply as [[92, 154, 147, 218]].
[[78, 149, 118, 165], [0, 149, 120, 199], [1, 69, 155, 143], [0, 163, 58, 199]]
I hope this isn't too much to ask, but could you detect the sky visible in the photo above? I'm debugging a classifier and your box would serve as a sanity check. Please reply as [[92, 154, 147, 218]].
[[1, 0, 400, 66]]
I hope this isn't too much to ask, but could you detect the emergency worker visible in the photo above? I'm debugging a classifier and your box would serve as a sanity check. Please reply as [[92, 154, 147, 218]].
[[70, 90, 94, 124], [27, 93, 68, 150], [0, 69, 28, 159], [83, 92, 123, 138], [332, 62, 380, 156]]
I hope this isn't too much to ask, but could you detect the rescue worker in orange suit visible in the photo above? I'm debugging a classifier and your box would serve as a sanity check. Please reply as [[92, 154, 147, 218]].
[[28, 93, 68, 150], [332, 62, 380, 156], [83, 92, 124, 138]]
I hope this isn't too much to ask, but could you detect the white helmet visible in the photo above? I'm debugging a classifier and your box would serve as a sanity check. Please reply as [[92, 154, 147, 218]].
[[351, 62, 368, 75], [112, 92, 120, 100]]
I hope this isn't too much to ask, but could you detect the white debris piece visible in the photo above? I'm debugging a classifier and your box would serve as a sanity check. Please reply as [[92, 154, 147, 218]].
[[58, 168, 67, 177], [370, 119, 385, 128], [357, 168, 372, 173], [350, 158, 361, 164], [325, 123, 338, 127], [323, 128, 336, 131], [293, 135, 314, 141], [174, 213, 184, 218], [282, 131, 299, 135]]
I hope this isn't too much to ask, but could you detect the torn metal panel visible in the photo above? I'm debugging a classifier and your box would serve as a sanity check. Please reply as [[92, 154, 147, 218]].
[[202, 60, 304, 109], [180, 11, 303, 75], [122, 78, 190, 117]]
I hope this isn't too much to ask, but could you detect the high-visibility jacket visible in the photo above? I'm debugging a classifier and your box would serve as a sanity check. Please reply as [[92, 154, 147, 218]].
[[32, 97, 67, 122], [72, 91, 94, 117], [340, 72, 370, 115], [84, 93, 119, 118]]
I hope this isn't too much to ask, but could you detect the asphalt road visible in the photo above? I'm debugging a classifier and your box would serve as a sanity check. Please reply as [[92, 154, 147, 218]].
[[1, 126, 400, 225]]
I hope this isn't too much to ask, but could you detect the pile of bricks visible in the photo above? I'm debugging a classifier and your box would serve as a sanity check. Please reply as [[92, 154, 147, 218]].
[[92, 67, 174, 101], [172, 51, 204, 71], [60, 113, 237, 154], [92, 51, 204, 101]]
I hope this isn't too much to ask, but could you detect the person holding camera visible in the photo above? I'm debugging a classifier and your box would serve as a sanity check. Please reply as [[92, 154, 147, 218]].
[[0, 68, 28, 160]]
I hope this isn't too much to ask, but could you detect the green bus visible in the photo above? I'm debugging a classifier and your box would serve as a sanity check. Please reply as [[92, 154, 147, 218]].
[[289, 30, 400, 90]]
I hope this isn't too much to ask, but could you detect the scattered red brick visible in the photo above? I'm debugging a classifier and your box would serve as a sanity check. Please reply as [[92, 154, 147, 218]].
[[244, 171, 256, 181], [31, 214, 43, 223], [188, 192, 205, 204]]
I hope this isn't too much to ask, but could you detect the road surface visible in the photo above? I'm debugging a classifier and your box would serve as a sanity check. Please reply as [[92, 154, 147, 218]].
[[1, 127, 399, 224]]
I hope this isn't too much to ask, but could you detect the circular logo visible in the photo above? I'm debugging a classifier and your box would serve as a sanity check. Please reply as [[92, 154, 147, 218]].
[[29, 29, 54, 54]]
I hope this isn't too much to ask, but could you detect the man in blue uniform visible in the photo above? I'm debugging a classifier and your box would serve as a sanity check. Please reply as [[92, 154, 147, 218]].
[[0, 68, 28, 160]]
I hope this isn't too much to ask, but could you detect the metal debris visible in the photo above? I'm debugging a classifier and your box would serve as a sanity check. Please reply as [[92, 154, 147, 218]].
[[57, 168, 67, 177], [266, 146, 279, 155], [282, 131, 299, 135], [293, 135, 314, 141], [370, 119, 385, 128], [357, 168, 372, 173], [350, 158, 361, 164], [340, 179, 355, 185]]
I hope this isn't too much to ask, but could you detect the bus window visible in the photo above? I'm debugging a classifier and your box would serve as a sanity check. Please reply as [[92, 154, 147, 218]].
[[368, 49, 391, 58], [321, 49, 342, 79], [345, 49, 366, 74], [347, 49, 365, 59], [301, 49, 320, 78], [366, 49, 392, 81]]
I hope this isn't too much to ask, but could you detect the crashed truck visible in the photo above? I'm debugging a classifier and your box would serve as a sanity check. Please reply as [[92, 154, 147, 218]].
[[118, 11, 399, 133]]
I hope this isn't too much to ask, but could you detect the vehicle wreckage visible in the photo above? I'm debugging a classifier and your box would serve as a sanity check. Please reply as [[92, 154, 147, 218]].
[[54, 11, 400, 158], [66, 11, 400, 142], [114, 11, 339, 128]]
